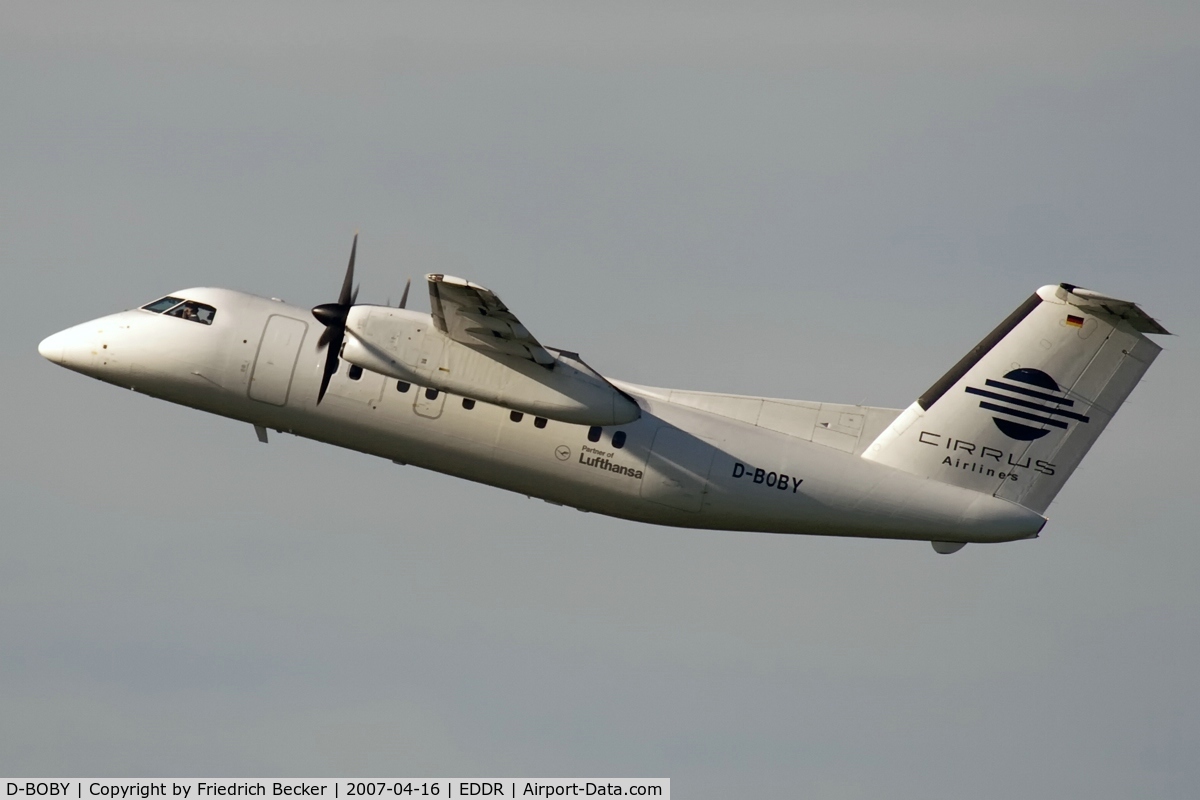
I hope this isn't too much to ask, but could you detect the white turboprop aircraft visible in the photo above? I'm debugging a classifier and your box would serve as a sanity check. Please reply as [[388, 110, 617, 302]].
[[38, 236, 1168, 553]]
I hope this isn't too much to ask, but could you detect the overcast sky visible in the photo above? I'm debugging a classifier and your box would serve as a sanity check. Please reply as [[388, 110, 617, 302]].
[[3, 2, 1199, 797]]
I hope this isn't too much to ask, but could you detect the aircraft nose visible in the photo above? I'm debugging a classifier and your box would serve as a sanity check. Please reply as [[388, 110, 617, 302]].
[[38, 322, 102, 370], [38, 330, 69, 364]]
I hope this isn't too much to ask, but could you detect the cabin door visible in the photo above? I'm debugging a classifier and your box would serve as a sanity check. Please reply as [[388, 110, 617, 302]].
[[249, 315, 307, 406], [640, 426, 715, 512], [413, 386, 448, 419]]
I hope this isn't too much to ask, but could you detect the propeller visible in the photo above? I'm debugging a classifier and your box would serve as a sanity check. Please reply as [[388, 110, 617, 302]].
[[398, 277, 411, 309], [312, 233, 360, 404]]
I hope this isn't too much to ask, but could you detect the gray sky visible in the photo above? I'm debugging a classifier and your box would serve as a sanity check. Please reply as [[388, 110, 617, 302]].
[[3, 2, 1198, 796]]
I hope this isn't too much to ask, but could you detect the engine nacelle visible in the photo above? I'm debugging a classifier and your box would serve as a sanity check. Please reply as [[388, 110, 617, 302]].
[[342, 306, 640, 426]]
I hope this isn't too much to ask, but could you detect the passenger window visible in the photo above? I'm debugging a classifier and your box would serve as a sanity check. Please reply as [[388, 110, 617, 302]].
[[425, 388, 439, 400], [165, 300, 216, 325], [142, 296, 184, 313], [587, 426, 602, 442], [534, 417, 547, 429], [348, 365, 363, 381], [510, 410, 524, 423], [612, 431, 627, 449], [462, 398, 476, 410], [396, 381, 410, 393]]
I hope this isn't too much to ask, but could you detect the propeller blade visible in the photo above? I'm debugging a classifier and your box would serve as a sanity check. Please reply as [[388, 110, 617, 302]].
[[312, 232, 361, 405], [338, 233, 358, 306], [398, 278, 411, 309], [317, 335, 340, 403]]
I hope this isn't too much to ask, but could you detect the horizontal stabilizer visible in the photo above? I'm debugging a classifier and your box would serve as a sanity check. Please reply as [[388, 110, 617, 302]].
[[1059, 284, 1170, 335]]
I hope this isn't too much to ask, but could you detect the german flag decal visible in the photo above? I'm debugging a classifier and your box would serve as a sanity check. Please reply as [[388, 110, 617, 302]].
[[1066, 314, 1085, 328]]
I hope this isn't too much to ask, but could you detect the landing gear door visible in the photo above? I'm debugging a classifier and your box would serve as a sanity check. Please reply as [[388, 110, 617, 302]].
[[640, 426, 715, 512]]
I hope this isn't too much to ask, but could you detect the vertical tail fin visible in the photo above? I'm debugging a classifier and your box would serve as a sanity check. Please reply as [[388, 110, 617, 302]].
[[863, 284, 1168, 514]]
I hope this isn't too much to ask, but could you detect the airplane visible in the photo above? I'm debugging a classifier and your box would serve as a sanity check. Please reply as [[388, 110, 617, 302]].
[[37, 235, 1169, 553]]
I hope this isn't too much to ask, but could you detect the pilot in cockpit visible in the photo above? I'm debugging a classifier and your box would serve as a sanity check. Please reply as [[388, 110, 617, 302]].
[[142, 296, 216, 325]]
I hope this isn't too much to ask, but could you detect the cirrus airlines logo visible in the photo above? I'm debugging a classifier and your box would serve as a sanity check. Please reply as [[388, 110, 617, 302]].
[[965, 368, 1090, 441]]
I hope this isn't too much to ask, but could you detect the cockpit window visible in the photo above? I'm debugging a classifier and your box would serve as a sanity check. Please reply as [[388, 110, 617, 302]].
[[142, 296, 184, 313], [142, 296, 217, 325], [165, 301, 216, 325]]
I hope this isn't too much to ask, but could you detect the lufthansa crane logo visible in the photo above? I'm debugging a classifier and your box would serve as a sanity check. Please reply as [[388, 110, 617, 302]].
[[965, 368, 1090, 441]]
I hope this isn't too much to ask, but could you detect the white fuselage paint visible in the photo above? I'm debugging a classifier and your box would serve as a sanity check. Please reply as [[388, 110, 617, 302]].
[[39, 288, 1046, 544]]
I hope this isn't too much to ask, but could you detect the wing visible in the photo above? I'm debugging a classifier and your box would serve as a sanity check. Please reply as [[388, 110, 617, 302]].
[[426, 274, 556, 366]]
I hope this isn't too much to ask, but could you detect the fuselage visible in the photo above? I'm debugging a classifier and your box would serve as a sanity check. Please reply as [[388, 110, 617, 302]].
[[38, 287, 1046, 544]]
